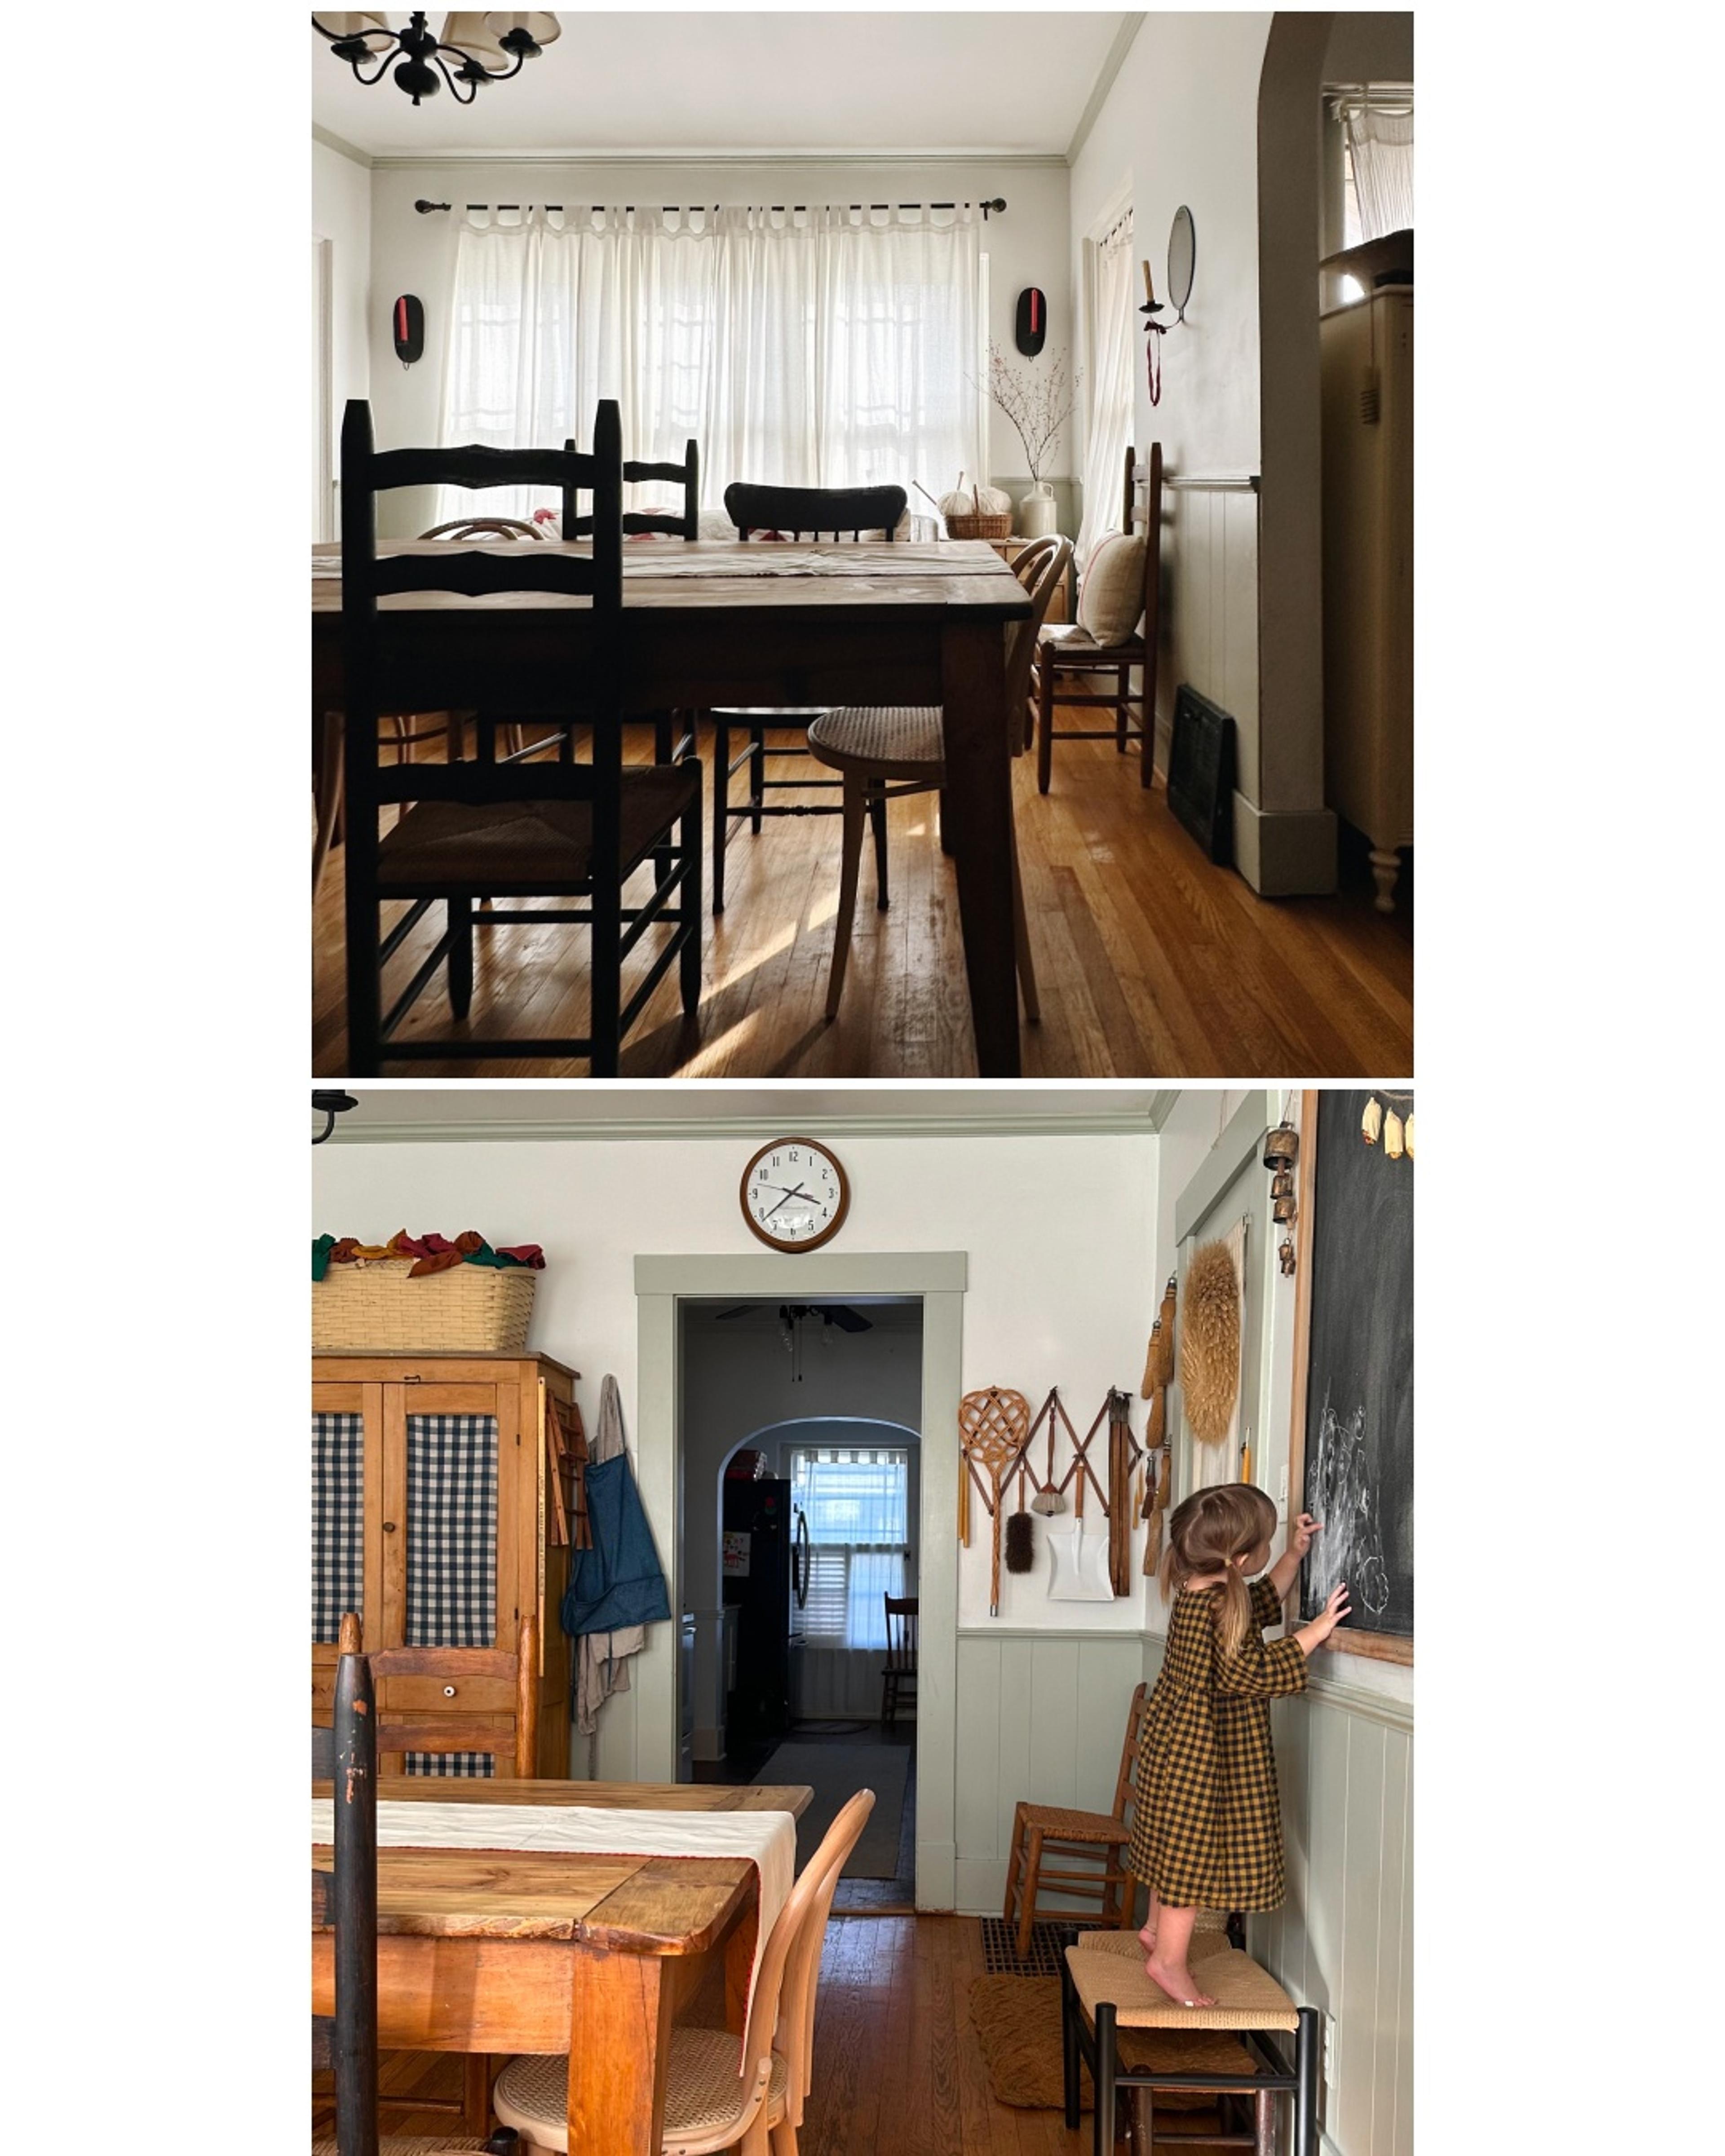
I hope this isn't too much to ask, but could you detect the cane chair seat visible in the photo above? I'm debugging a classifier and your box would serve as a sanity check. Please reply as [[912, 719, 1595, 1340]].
[[376, 766, 700, 894], [1010, 1800, 1131, 1845], [312, 2138, 500, 2154], [493, 2032, 789, 2152], [804, 704, 945, 781], [1066, 1926, 1298, 2033]]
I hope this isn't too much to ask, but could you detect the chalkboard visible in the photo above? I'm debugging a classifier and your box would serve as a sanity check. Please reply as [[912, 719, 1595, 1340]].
[[1296, 1091, 1413, 1646]]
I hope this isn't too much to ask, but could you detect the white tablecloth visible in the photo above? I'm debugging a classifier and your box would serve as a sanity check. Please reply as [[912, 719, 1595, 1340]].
[[312, 1798, 796, 2057]]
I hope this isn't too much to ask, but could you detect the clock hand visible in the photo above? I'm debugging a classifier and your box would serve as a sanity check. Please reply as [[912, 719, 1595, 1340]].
[[762, 1183, 818, 1221]]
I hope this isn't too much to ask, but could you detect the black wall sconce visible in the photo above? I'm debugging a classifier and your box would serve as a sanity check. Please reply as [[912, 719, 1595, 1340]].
[[313, 1091, 358, 1144]]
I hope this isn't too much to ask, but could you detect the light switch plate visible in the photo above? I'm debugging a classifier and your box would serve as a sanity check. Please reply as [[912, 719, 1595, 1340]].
[[1322, 2012, 1340, 2091], [1278, 1464, 1289, 1505]]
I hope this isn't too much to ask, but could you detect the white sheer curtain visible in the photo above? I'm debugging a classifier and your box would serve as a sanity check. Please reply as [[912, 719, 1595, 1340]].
[[1075, 209, 1135, 571], [787, 1445, 909, 1653], [1345, 102, 1415, 241], [438, 205, 984, 521]]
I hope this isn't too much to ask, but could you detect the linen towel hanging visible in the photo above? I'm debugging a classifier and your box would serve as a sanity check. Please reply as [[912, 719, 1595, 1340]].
[[563, 1377, 669, 1736]]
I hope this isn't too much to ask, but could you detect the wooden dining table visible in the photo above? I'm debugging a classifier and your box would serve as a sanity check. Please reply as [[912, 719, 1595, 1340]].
[[311, 537, 1033, 1075], [311, 1775, 812, 2154]]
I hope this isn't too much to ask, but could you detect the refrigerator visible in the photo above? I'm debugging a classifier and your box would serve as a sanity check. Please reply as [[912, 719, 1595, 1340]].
[[721, 1476, 795, 1744]]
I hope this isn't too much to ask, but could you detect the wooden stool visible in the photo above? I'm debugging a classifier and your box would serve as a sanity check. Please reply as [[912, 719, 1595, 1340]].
[[1060, 1928, 1320, 2156], [1001, 1681, 1150, 1955]]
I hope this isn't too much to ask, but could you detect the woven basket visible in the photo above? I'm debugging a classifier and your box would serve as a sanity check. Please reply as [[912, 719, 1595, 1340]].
[[312, 1257, 536, 1354], [945, 511, 1014, 541]]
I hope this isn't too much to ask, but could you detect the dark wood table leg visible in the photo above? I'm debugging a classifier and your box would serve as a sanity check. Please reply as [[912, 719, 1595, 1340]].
[[939, 619, 1022, 1076], [567, 1947, 673, 2156]]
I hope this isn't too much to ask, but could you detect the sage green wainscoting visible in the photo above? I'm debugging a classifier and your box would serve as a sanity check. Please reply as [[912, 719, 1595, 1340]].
[[953, 1628, 1147, 1915]]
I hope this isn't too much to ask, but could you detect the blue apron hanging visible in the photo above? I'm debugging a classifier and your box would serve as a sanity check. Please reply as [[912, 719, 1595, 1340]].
[[561, 1450, 671, 1641]]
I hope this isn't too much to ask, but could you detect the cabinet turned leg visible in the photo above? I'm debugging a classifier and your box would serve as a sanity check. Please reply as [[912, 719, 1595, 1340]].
[[1368, 847, 1401, 914]]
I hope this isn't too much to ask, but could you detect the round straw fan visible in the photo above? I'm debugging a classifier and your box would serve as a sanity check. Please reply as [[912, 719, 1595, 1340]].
[[1181, 1240, 1240, 1445]]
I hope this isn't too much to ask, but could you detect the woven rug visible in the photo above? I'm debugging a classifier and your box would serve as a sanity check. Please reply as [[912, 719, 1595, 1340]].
[[753, 1741, 909, 1878], [968, 1975, 1255, 2114]]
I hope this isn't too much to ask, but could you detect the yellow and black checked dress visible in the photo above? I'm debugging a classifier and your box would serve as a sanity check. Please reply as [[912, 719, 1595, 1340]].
[[1128, 1574, 1306, 1910]]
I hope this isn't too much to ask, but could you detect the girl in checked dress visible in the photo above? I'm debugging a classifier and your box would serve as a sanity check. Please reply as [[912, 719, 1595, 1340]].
[[1128, 1484, 1350, 2006]]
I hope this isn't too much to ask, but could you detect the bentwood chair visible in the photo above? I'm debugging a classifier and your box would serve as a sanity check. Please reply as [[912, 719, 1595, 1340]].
[[1000, 1679, 1151, 1958], [338, 398, 703, 1076], [706, 481, 908, 913], [880, 1594, 918, 1729], [491, 1791, 877, 2156], [805, 534, 1070, 1024], [1031, 442, 1163, 791], [312, 1631, 521, 2156]]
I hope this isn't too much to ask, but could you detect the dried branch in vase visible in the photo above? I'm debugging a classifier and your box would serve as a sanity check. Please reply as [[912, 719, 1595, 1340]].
[[986, 343, 1078, 483]]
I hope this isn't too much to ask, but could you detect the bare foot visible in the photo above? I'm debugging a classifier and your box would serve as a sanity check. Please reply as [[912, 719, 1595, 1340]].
[[1142, 1953, 1216, 2008], [1137, 1920, 1158, 1955]]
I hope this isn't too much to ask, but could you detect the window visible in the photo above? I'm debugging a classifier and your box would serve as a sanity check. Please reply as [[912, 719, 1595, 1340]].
[[788, 1445, 910, 1651]]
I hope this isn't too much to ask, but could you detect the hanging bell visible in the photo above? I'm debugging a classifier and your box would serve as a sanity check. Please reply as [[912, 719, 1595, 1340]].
[[1404, 1112, 1415, 1160], [1272, 1193, 1297, 1224], [1263, 1122, 1299, 1172], [1384, 1109, 1405, 1159], [1279, 1235, 1297, 1277], [1361, 1097, 1383, 1146], [1270, 1167, 1294, 1200]]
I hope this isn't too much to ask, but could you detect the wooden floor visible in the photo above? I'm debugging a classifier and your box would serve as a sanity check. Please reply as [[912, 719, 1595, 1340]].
[[311, 721, 1413, 1079], [327, 1913, 1231, 2153]]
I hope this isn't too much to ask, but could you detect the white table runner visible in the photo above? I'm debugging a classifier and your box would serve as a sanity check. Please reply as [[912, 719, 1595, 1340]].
[[312, 1798, 796, 2060]]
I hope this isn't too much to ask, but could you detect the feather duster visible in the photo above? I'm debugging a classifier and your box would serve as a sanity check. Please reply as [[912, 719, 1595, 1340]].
[[1181, 1238, 1241, 1445]]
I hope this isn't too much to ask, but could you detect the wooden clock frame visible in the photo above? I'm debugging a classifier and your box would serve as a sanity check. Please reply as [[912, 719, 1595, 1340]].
[[739, 1137, 851, 1254]]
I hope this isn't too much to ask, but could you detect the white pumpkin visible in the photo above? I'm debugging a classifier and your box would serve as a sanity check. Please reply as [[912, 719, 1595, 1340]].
[[938, 483, 1013, 518]]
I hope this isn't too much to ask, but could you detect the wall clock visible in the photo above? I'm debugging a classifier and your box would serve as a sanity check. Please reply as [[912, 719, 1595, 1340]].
[[739, 1138, 850, 1253]]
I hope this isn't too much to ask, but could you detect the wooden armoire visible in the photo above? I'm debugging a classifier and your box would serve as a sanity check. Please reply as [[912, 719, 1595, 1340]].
[[311, 1352, 581, 1777]]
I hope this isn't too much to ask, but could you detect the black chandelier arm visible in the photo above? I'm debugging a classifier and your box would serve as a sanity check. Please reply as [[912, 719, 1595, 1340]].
[[429, 49, 479, 103], [431, 39, 529, 86], [337, 40, 404, 88]]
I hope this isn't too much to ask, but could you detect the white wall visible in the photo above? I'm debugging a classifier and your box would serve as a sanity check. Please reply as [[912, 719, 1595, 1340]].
[[358, 157, 1074, 536], [312, 1124, 1159, 1751], [312, 135, 373, 522]]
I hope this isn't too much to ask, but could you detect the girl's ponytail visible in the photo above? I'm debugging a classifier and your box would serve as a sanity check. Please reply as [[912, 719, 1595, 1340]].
[[1214, 1563, 1252, 1661]]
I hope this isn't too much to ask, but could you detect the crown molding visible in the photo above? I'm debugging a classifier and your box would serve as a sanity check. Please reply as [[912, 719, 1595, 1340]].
[[313, 123, 372, 168], [325, 1107, 1172, 1145], [1066, 12, 1146, 166], [368, 148, 1070, 172]]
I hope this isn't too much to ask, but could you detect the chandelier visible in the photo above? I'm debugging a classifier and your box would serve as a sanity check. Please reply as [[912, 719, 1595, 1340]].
[[313, 13, 560, 105]]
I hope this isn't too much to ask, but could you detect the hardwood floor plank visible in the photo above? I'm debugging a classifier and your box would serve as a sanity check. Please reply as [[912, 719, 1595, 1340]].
[[313, 720, 1413, 1078]]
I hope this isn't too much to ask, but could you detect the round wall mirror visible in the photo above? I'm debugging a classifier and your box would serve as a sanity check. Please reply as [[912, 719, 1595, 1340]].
[[1167, 205, 1196, 322]]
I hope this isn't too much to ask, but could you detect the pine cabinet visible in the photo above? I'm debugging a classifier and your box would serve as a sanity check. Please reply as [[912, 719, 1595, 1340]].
[[311, 1352, 579, 1776]]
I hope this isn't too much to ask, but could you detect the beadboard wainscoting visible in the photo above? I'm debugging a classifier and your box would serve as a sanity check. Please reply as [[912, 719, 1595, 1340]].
[[1163, 475, 1261, 820], [953, 1629, 1146, 1913]]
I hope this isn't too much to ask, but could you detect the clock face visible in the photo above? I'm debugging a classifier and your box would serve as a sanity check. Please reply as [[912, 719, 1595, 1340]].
[[740, 1138, 850, 1252]]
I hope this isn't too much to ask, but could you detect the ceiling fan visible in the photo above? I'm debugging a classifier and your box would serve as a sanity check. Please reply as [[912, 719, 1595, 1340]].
[[713, 1301, 873, 1333]]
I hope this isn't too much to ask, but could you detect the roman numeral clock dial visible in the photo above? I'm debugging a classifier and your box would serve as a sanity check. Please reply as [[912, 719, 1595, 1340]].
[[739, 1137, 851, 1253]]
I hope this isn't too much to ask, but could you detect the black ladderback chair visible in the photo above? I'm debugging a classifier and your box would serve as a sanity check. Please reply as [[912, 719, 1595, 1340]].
[[703, 481, 909, 913], [339, 398, 703, 1076], [562, 437, 699, 540]]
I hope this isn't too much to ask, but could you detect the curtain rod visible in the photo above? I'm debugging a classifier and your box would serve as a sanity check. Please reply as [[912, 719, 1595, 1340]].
[[415, 197, 1006, 218]]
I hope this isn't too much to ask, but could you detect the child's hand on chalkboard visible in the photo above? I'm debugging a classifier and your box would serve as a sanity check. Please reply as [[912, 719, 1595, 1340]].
[[1295, 1582, 1352, 1656], [1288, 1513, 1321, 1559]]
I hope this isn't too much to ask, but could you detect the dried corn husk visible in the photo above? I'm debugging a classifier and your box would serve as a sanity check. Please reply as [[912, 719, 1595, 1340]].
[[1384, 1109, 1404, 1159], [1361, 1097, 1383, 1146]]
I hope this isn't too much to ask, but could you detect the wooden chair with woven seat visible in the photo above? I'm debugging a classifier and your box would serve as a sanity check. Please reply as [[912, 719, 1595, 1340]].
[[1030, 442, 1163, 792], [490, 1790, 877, 2156], [1001, 1678, 1151, 1958], [804, 533, 1070, 1025], [706, 480, 908, 914], [312, 1630, 522, 2156], [339, 397, 703, 1076], [880, 1593, 918, 1729]]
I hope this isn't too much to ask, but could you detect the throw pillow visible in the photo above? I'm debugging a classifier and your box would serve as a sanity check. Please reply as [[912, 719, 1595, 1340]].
[[1077, 531, 1147, 644]]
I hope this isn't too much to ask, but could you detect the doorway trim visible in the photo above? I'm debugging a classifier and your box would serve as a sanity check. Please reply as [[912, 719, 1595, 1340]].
[[636, 1250, 967, 1909]]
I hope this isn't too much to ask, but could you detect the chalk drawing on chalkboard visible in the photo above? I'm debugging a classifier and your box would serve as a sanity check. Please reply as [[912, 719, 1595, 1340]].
[[1305, 1388, 1390, 1621]]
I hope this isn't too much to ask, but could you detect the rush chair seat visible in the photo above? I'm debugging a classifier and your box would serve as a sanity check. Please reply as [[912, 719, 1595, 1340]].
[[804, 533, 1070, 1026], [313, 1627, 522, 2156], [1002, 1678, 1151, 1958], [1031, 442, 1163, 792], [338, 398, 703, 1076], [705, 481, 908, 915], [1061, 1927, 1321, 2156], [491, 1790, 877, 2156]]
